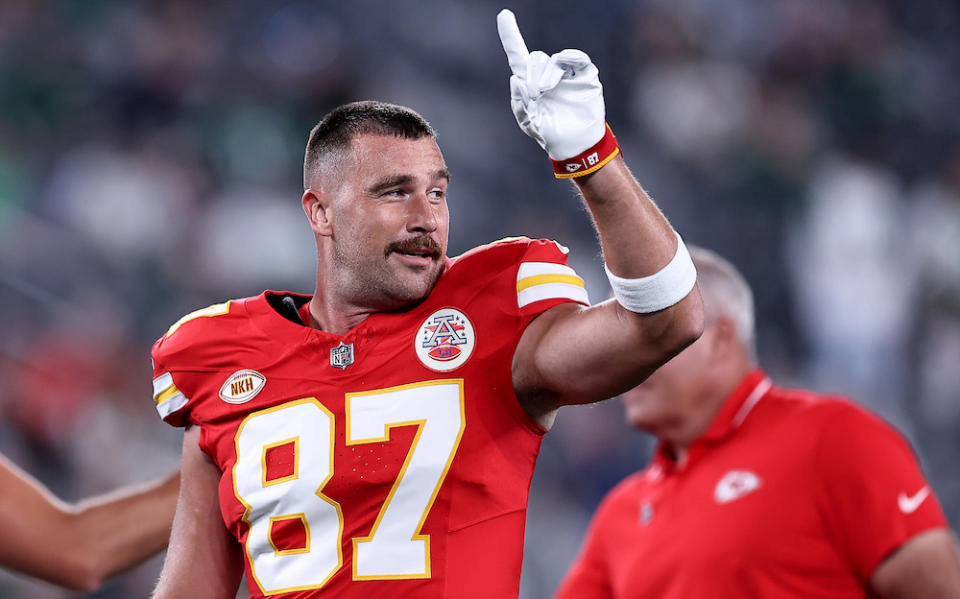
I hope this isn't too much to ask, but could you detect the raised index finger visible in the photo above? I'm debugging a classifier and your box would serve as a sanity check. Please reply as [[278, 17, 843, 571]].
[[497, 9, 529, 76]]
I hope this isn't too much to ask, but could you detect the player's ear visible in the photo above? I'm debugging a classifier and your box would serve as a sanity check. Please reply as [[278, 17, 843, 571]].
[[710, 316, 738, 356], [302, 188, 334, 237]]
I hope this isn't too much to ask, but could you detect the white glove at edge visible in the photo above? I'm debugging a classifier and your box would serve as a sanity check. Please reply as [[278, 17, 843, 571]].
[[497, 9, 606, 161]]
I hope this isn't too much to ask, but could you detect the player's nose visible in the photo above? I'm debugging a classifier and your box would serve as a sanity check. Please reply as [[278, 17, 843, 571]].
[[406, 191, 439, 233]]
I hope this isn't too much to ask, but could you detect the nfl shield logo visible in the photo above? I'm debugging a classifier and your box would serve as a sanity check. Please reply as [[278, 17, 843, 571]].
[[639, 502, 654, 526], [330, 342, 354, 370]]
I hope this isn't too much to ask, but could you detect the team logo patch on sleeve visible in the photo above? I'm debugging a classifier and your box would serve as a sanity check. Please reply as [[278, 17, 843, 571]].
[[415, 308, 476, 372], [219, 369, 266, 404]]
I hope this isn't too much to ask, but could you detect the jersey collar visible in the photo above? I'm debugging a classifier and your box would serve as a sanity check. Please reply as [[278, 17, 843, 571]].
[[699, 369, 772, 444]]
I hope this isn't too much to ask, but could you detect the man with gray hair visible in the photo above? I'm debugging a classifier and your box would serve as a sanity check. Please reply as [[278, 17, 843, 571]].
[[556, 247, 960, 599]]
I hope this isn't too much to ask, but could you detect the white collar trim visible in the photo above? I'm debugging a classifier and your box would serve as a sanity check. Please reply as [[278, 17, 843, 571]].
[[731, 377, 772, 429]]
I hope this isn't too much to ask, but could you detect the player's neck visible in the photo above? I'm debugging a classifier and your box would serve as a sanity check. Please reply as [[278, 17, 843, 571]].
[[661, 364, 755, 464], [306, 294, 374, 335], [662, 442, 690, 467]]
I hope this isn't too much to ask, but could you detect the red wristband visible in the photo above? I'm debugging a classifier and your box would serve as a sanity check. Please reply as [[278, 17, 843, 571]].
[[551, 124, 621, 179]]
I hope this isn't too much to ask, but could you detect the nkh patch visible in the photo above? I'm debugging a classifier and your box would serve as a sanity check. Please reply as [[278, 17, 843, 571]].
[[219, 369, 266, 404], [330, 341, 354, 370], [415, 308, 475, 372]]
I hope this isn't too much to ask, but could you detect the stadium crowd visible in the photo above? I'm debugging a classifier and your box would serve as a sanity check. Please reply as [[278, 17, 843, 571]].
[[0, 0, 958, 596]]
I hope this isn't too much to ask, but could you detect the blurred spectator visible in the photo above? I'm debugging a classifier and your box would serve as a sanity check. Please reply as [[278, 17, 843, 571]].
[[787, 155, 914, 428]]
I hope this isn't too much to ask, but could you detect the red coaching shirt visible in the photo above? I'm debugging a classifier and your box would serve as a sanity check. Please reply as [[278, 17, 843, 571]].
[[150, 238, 588, 598], [557, 370, 948, 599]]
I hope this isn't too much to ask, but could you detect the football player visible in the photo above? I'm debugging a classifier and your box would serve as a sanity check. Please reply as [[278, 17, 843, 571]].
[[151, 10, 703, 598]]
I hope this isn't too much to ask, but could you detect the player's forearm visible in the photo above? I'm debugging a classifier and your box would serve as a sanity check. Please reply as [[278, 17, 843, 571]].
[[154, 548, 242, 599], [154, 426, 243, 599], [0, 457, 176, 591], [574, 157, 703, 350], [64, 470, 179, 589], [154, 535, 243, 599], [574, 156, 678, 278]]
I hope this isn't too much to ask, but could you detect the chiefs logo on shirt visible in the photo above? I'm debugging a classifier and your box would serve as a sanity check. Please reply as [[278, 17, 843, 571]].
[[713, 470, 762, 504]]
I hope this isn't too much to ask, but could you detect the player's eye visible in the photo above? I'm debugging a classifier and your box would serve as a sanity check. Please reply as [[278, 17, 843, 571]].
[[383, 189, 406, 198], [428, 189, 445, 201]]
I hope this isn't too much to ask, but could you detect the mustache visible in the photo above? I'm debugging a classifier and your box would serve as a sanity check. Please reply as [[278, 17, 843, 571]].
[[385, 235, 442, 258]]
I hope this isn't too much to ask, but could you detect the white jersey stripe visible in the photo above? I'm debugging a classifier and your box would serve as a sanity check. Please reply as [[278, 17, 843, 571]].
[[153, 371, 190, 419], [156, 391, 189, 419], [517, 262, 578, 280], [518, 282, 589, 308], [152, 372, 174, 396]]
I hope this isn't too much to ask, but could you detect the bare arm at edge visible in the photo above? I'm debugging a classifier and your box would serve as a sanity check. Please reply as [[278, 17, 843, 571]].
[[153, 426, 243, 599], [0, 453, 178, 592], [870, 528, 960, 599]]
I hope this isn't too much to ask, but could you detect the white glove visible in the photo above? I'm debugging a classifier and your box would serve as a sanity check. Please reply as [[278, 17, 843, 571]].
[[496, 9, 606, 161]]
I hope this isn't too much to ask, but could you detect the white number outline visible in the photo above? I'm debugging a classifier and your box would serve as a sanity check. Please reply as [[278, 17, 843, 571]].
[[346, 379, 466, 580], [232, 380, 466, 592], [233, 398, 344, 595]]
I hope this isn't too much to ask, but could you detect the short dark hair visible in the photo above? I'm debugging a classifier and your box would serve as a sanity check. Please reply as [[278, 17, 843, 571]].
[[303, 101, 436, 188]]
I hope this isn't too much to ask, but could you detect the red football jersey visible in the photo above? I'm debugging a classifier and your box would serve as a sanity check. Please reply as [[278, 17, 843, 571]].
[[556, 370, 948, 599], [151, 238, 588, 598]]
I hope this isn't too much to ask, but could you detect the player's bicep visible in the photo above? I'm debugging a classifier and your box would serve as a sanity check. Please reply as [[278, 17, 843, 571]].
[[154, 426, 242, 599], [514, 294, 699, 413], [869, 528, 960, 599]]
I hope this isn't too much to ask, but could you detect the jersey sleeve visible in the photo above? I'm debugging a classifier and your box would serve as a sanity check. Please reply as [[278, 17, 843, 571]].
[[151, 337, 192, 427], [814, 402, 948, 580], [148, 300, 233, 427], [515, 239, 590, 320], [555, 494, 617, 599]]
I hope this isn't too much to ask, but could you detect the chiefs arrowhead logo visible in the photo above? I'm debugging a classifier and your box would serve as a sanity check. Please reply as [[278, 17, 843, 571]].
[[714, 470, 762, 504]]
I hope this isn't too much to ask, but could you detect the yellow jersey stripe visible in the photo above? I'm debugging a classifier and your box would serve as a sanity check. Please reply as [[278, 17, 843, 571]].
[[166, 301, 231, 338], [517, 274, 585, 293], [156, 391, 189, 419], [154, 384, 182, 405]]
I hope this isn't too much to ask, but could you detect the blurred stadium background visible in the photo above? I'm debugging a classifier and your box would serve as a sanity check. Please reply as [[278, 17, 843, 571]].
[[1, 0, 958, 597]]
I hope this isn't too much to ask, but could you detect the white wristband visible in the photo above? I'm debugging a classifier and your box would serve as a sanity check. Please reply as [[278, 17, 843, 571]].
[[605, 233, 697, 313]]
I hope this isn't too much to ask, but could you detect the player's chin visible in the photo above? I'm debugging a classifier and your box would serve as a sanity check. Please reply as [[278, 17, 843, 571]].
[[389, 267, 442, 303], [623, 404, 659, 432], [621, 392, 656, 420]]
